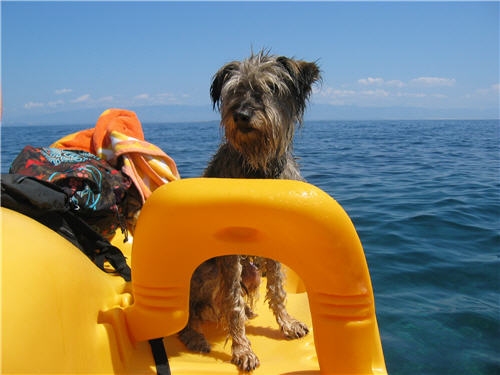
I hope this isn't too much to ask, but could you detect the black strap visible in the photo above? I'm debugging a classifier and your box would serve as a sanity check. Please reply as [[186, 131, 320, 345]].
[[61, 211, 132, 281], [1, 174, 132, 282], [149, 338, 171, 375], [93, 239, 132, 282], [3, 174, 167, 373], [1, 174, 70, 215]]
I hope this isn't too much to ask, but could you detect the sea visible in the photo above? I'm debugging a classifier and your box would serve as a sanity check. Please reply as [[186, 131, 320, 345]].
[[1, 119, 499, 374]]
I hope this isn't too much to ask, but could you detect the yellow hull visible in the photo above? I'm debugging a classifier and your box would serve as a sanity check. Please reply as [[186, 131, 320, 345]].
[[2, 178, 387, 374]]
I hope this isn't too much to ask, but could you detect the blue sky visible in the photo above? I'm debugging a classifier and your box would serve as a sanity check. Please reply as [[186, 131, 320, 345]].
[[2, 1, 499, 124]]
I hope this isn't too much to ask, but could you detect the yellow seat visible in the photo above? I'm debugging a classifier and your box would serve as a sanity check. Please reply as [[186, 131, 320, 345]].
[[2, 178, 386, 374]]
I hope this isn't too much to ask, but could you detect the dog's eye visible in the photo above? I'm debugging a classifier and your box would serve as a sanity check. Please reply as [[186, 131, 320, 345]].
[[251, 91, 263, 102]]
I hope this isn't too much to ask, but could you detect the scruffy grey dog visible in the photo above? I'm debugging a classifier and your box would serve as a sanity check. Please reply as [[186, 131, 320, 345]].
[[178, 50, 321, 372]]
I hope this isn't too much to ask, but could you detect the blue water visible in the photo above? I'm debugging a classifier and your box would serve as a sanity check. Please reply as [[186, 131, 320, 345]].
[[2, 120, 499, 374]]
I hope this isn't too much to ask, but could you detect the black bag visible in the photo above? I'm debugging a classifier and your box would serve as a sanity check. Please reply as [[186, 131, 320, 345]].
[[1, 173, 177, 372], [1, 174, 131, 281], [1, 174, 171, 371], [9, 146, 134, 239]]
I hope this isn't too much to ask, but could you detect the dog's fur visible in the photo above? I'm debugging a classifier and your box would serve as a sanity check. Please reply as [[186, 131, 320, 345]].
[[178, 51, 321, 371]]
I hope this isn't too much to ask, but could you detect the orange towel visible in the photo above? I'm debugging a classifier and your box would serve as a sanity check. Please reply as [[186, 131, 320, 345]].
[[50, 127, 94, 151], [51, 108, 180, 203], [51, 109, 145, 154], [104, 130, 180, 202]]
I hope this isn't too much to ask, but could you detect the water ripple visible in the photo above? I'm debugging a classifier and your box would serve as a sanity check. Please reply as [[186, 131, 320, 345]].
[[2, 119, 499, 375]]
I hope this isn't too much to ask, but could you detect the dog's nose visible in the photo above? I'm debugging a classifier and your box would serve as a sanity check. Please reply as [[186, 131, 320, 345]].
[[233, 110, 251, 125]]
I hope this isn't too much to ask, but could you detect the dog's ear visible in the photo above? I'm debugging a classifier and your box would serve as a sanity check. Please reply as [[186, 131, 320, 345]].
[[210, 62, 239, 110], [276, 57, 321, 121], [276, 56, 321, 102], [277, 57, 321, 97], [297, 60, 321, 95]]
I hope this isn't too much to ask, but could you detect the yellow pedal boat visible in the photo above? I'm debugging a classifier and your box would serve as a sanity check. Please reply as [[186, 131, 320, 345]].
[[2, 178, 387, 374]]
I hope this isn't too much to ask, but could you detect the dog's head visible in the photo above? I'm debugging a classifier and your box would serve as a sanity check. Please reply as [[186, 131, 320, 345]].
[[210, 50, 321, 169]]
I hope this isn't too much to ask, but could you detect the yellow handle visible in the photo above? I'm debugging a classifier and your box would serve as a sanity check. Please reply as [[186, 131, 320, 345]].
[[124, 178, 387, 374]]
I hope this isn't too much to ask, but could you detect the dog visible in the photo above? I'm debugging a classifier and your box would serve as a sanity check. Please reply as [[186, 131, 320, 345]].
[[178, 50, 321, 371]]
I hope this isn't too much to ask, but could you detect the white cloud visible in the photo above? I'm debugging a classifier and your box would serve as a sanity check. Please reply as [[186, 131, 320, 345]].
[[314, 87, 357, 105], [358, 77, 406, 88], [316, 87, 355, 98], [134, 93, 150, 100], [431, 94, 448, 99], [157, 92, 176, 99], [474, 83, 500, 96], [131, 92, 189, 105], [97, 96, 114, 103], [396, 92, 427, 98], [358, 76, 456, 88], [331, 89, 356, 98], [48, 100, 64, 107], [360, 89, 389, 97], [24, 101, 44, 109], [314, 79, 456, 108], [358, 77, 384, 86], [315, 75, 457, 107], [55, 88, 72, 95], [463, 83, 499, 108], [386, 80, 405, 88], [410, 77, 456, 87], [71, 94, 91, 103]]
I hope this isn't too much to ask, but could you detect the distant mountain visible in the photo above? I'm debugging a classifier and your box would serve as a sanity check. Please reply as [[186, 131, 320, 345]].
[[134, 105, 219, 124], [2, 104, 498, 127], [1, 105, 220, 127], [305, 103, 499, 121]]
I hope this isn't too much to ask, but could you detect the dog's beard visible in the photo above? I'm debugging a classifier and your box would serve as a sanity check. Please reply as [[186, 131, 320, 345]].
[[221, 109, 293, 172]]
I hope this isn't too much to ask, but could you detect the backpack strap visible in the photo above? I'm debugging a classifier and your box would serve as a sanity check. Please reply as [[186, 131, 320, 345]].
[[1, 174, 70, 214], [1, 174, 131, 281], [2, 173, 169, 373], [148, 338, 171, 375], [61, 210, 131, 281]]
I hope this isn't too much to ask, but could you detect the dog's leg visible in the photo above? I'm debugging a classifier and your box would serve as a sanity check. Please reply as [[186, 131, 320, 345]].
[[178, 294, 212, 353], [216, 255, 260, 371], [264, 258, 309, 339], [178, 318, 211, 353], [178, 260, 219, 353]]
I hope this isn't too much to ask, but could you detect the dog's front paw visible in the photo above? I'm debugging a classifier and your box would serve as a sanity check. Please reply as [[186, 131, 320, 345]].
[[232, 345, 260, 372], [178, 327, 211, 353], [245, 304, 258, 319], [281, 319, 309, 339]]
